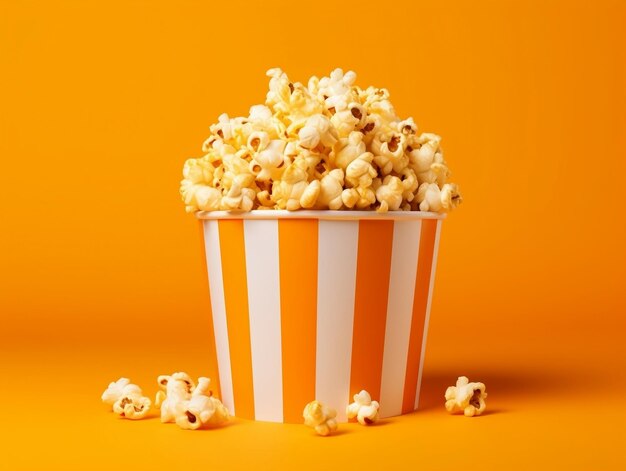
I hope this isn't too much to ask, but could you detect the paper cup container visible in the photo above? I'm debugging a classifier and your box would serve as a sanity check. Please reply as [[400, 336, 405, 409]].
[[197, 210, 445, 423]]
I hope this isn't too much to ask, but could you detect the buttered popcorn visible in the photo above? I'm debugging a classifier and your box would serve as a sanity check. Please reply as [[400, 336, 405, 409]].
[[445, 376, 488, 417], [346, 390, 380, 425], [303, 400, 338, 436], [181, 69, 461, 213], [101, 378, 152, 419], [155, 373, 230, 429]]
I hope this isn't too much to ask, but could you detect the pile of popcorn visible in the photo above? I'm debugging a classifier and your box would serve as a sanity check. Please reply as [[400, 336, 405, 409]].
[[102, 373, 229, 430], [180, 68, 461, 213]]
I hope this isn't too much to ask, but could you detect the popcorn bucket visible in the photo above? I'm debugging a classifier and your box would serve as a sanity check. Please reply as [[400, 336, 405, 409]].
[[197, 210, 444, 423]]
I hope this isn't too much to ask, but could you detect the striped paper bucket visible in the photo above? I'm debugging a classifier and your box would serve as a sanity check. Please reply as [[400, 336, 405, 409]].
[[197, 210, 444, 423]]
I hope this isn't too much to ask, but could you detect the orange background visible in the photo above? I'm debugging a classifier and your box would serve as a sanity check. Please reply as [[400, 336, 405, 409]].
[[1, 0, 625, 469]]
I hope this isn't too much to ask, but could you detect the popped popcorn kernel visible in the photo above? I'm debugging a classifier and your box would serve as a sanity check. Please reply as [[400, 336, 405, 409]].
[[303, 400, 338, 436], [156, 373, 230, 429], [176, 394, 230, 430], [376, 175, 404, 212], [445, 376, 487, 417], [102, 378, 151, 420], [181, 68, 461, 214], [316, 168, 345, 210], [102, 378, 140, 407], [346, 390, 380, 425], [156, 372, 197, 423], [113, 394, 152, 420]]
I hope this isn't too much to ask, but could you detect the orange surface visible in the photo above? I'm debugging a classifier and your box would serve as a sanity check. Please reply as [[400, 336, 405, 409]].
[[1, 0, 625, 469], [278, 220, 318, 423]]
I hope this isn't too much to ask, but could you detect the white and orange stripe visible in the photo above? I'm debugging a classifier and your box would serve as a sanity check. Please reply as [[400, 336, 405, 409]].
[[199, 211, 444, 423]]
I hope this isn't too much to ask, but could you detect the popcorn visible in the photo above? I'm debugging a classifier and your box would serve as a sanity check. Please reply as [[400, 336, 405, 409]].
[[331, 131, 367, 170], [400, 168, 419, 203], [270, 158, 310, 211], [176, 395, 230, 430], [247, 131, 270, 153], [341, 188, 360, 209], [375, 175, 404, 212], [298, 114, 338, 150], [330, 101, 366, 137], [180, 158, 222, 213], [372, 131, 408, 175], [181, 68, 461, 213], [102, 374, 229, 428], [155, 372, 231, 430], [102, 378, 151, 420], [303, 400, 338, 436], [441, 183, 462, 210], [315, 169, 345, 210], [156, 372, 196, 423], [113, 394, 152, 420], [346, 390, 380, 425], [317, 68, 357, 103], [221, 181, 255, 212], [445, 376, 487, 417], [254, 139, 287, 181], [345, 152, 377, 189], [101, 378, 140, 406], [398, 117, 418, 136], [246, 105, 286, 139], [300, 179, 321, 209], [416, 182, 460, 212]]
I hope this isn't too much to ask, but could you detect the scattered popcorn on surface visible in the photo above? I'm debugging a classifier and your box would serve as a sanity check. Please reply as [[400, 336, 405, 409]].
[[181, 68, 461, 213], [445, 376, 488, 417], [156, 373, 230, 430], [303, 400, 338, 436], [346, 390, 380, 425], [102, 378, 151, 419], [113, 394, 152, 420], [102, 378, 140, 406], [176, 395, 230, 430], [156, 372, 196, 423]]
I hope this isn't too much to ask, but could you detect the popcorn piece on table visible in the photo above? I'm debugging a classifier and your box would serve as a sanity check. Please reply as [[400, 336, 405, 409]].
[[445, 376, 487, 417], [303, 400, 338, 436], [102, 378, 140, 406], [101, 378, 151, 419], [346, 390, 380, 425], [176, 394, 230, 430], [155, 372, 197, 423], [156, 373, 230, 429], [113, 394, 152, 420]]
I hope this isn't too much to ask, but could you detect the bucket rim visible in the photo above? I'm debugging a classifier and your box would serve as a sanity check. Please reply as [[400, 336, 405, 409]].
[[195, 209, 447, 221]]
